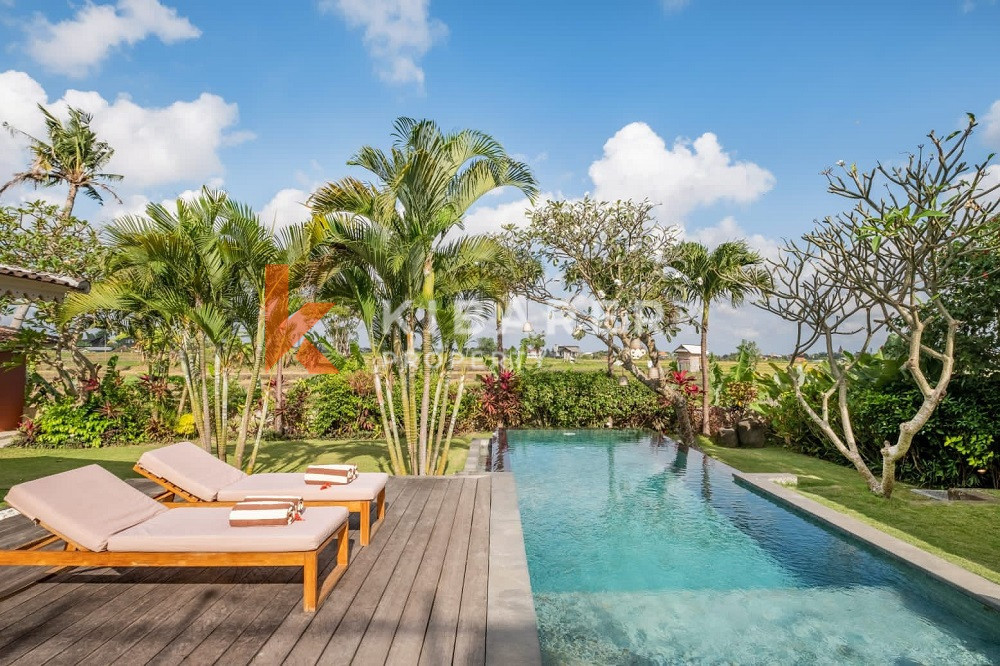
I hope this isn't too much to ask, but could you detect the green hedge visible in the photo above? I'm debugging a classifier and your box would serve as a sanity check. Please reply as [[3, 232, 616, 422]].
[[775, 374, 1000, 488], [517, 370, 672, 429]]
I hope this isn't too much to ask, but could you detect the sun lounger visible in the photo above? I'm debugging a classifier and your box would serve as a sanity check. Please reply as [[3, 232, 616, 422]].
[[134, 442, 388, 545], [0, 465, 349, 611]]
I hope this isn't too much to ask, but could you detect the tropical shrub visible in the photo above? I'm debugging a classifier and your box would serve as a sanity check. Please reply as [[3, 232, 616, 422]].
[[755, 359, 1000, 488], [479, 369, 522, 428], [518, 371, 673, 429], [22, 358, 166, 448]]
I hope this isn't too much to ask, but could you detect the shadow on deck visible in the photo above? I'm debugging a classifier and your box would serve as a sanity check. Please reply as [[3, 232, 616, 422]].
[[0, 475, 540, 665]]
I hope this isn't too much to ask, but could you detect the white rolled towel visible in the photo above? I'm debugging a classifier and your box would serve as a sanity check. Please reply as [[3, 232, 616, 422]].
[[305, 463, 358, 485]]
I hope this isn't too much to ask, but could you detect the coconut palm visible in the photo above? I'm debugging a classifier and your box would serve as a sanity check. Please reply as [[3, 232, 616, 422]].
[[1, 105, 122, 218], [669, 240, 772, 435], [309, 117, 537, 474]]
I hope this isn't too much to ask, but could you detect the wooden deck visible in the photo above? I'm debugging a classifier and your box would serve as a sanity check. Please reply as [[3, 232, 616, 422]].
[[0, 475, 539, 665]]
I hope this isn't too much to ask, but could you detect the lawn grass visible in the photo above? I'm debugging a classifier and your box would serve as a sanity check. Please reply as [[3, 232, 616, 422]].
[[698, 437, 1000, 584], [0, 433, 483, 507]]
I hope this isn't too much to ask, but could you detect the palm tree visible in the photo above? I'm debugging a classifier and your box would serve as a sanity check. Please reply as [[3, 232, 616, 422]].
[[309, 118, 537, 474], [67, 189, 280, 462], [2, 105, 122, 219], [669, 240, 771, 435]]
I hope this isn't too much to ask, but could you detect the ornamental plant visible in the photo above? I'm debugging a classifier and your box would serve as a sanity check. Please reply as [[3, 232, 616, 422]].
[[479, 369, 522, 429]]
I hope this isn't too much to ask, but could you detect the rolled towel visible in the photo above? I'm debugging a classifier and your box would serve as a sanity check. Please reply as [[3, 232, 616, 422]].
[[305, 463, 358, 485], [243, 495, 305, 515], [229, 500, 294, 527]]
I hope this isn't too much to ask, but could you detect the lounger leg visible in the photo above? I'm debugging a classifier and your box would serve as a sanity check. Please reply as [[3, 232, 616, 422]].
[[303, 553, 319, 612], [377, 487, 386, 520], [337, 523, 349, 566], [359, 502, 371, 546]]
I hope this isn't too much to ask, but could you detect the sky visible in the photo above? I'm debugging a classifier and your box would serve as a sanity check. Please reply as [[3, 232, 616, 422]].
[[2, 0, 1000, 353]]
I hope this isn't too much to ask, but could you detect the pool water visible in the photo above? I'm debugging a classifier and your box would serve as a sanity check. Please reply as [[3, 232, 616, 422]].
[[506, 429, 1000, 665]]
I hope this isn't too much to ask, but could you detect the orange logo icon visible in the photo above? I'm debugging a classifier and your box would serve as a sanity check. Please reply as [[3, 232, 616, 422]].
[[264, 264, 338, 374]]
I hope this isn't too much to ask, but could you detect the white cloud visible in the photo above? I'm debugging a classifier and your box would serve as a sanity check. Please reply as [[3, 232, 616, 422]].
[[589, 122, 775, 223], [462, 195, 548, 236], [319, 0, 447, 86], [983, 100, 1000, 148], [685, 216, 781, 260], [25, 0, 200, 78], [0, 70, 249, 196], [261, 188, 312, 230]]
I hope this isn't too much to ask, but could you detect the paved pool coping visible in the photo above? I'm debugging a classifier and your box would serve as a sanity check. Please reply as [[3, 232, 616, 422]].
[[486, 472, 542, 665], [734, 471, 1000, 614]]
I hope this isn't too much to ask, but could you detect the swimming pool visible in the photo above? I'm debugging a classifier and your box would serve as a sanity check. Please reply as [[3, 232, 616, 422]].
[[504, 429, 1000, 665]]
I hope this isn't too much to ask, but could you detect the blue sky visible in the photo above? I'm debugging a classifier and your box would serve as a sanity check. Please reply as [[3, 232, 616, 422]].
[[2, 0, 1000, 352]]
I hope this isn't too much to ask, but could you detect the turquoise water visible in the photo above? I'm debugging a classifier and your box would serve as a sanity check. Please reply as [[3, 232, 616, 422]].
[[506, 429, 1000, 665]]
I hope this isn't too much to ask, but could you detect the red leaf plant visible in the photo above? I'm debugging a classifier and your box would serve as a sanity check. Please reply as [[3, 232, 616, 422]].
[[479, 369, 522, 428]]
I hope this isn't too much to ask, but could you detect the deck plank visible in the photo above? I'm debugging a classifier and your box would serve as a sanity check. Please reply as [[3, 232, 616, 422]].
[[351, 478, 465, 665], [453, 476, 491, 666], [339, 478, 460, 665], [0, 568, 162, 664], [282, 479, 436, 663], [416, 477, 478, 666], [0, 475, 525, 666], [12, 566, 189, 665], [73, 568, 235, 666], [383, 478, 474, 666], [250, 480, 425, 665], [216, 479, 408, 666]]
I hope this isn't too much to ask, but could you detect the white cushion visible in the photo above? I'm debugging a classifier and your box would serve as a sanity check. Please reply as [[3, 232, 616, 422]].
[[216, 472, 388, 502], [4, 465, 167, 552], [106, 506, 348, 552], [137, 441, 247, 501]]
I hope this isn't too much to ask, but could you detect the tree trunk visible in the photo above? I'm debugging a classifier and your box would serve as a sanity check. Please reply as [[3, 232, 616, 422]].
[[495, 301, 504, 365], [213, 347, 224, 460], [198, 335, 213, 454], [178, 337, 209, 451], [673, 391, 695, 447], [607, 342, 614, 377], [274, 356, 284, 436], [417, 308, 433, 476], [437, 365, 467, 475], [176, 383, 187, 418], [234, 303, 266, 467], [427, 361, 447, 475], [372, 355, 404, 474], [700, 301, 710, 436], [61, 184, 79, 220], [246, 371, 271, 474]]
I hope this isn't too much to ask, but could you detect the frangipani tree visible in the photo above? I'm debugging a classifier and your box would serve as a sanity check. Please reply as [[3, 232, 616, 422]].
[[503, 198, 696, 445], [309, 117, 537, 474], [759, 115, 1000, 497]]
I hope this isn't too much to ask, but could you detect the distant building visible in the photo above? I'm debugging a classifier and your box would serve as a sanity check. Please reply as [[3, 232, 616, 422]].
[[0, 265, 90, 432], [557, 345, 580, 362], [674, 343, 702, 373]]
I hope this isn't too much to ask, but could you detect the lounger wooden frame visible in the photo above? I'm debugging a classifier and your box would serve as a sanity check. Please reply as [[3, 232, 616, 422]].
[[133, 463, 387, 546], [0, 514, 350, 612]]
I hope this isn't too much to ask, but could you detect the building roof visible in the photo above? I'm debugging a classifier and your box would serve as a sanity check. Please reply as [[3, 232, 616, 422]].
[[557, 345, 581, 353], [0, 325, 59, 347], [0, 264, 90, 302], [674, 344, 702, 355]]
